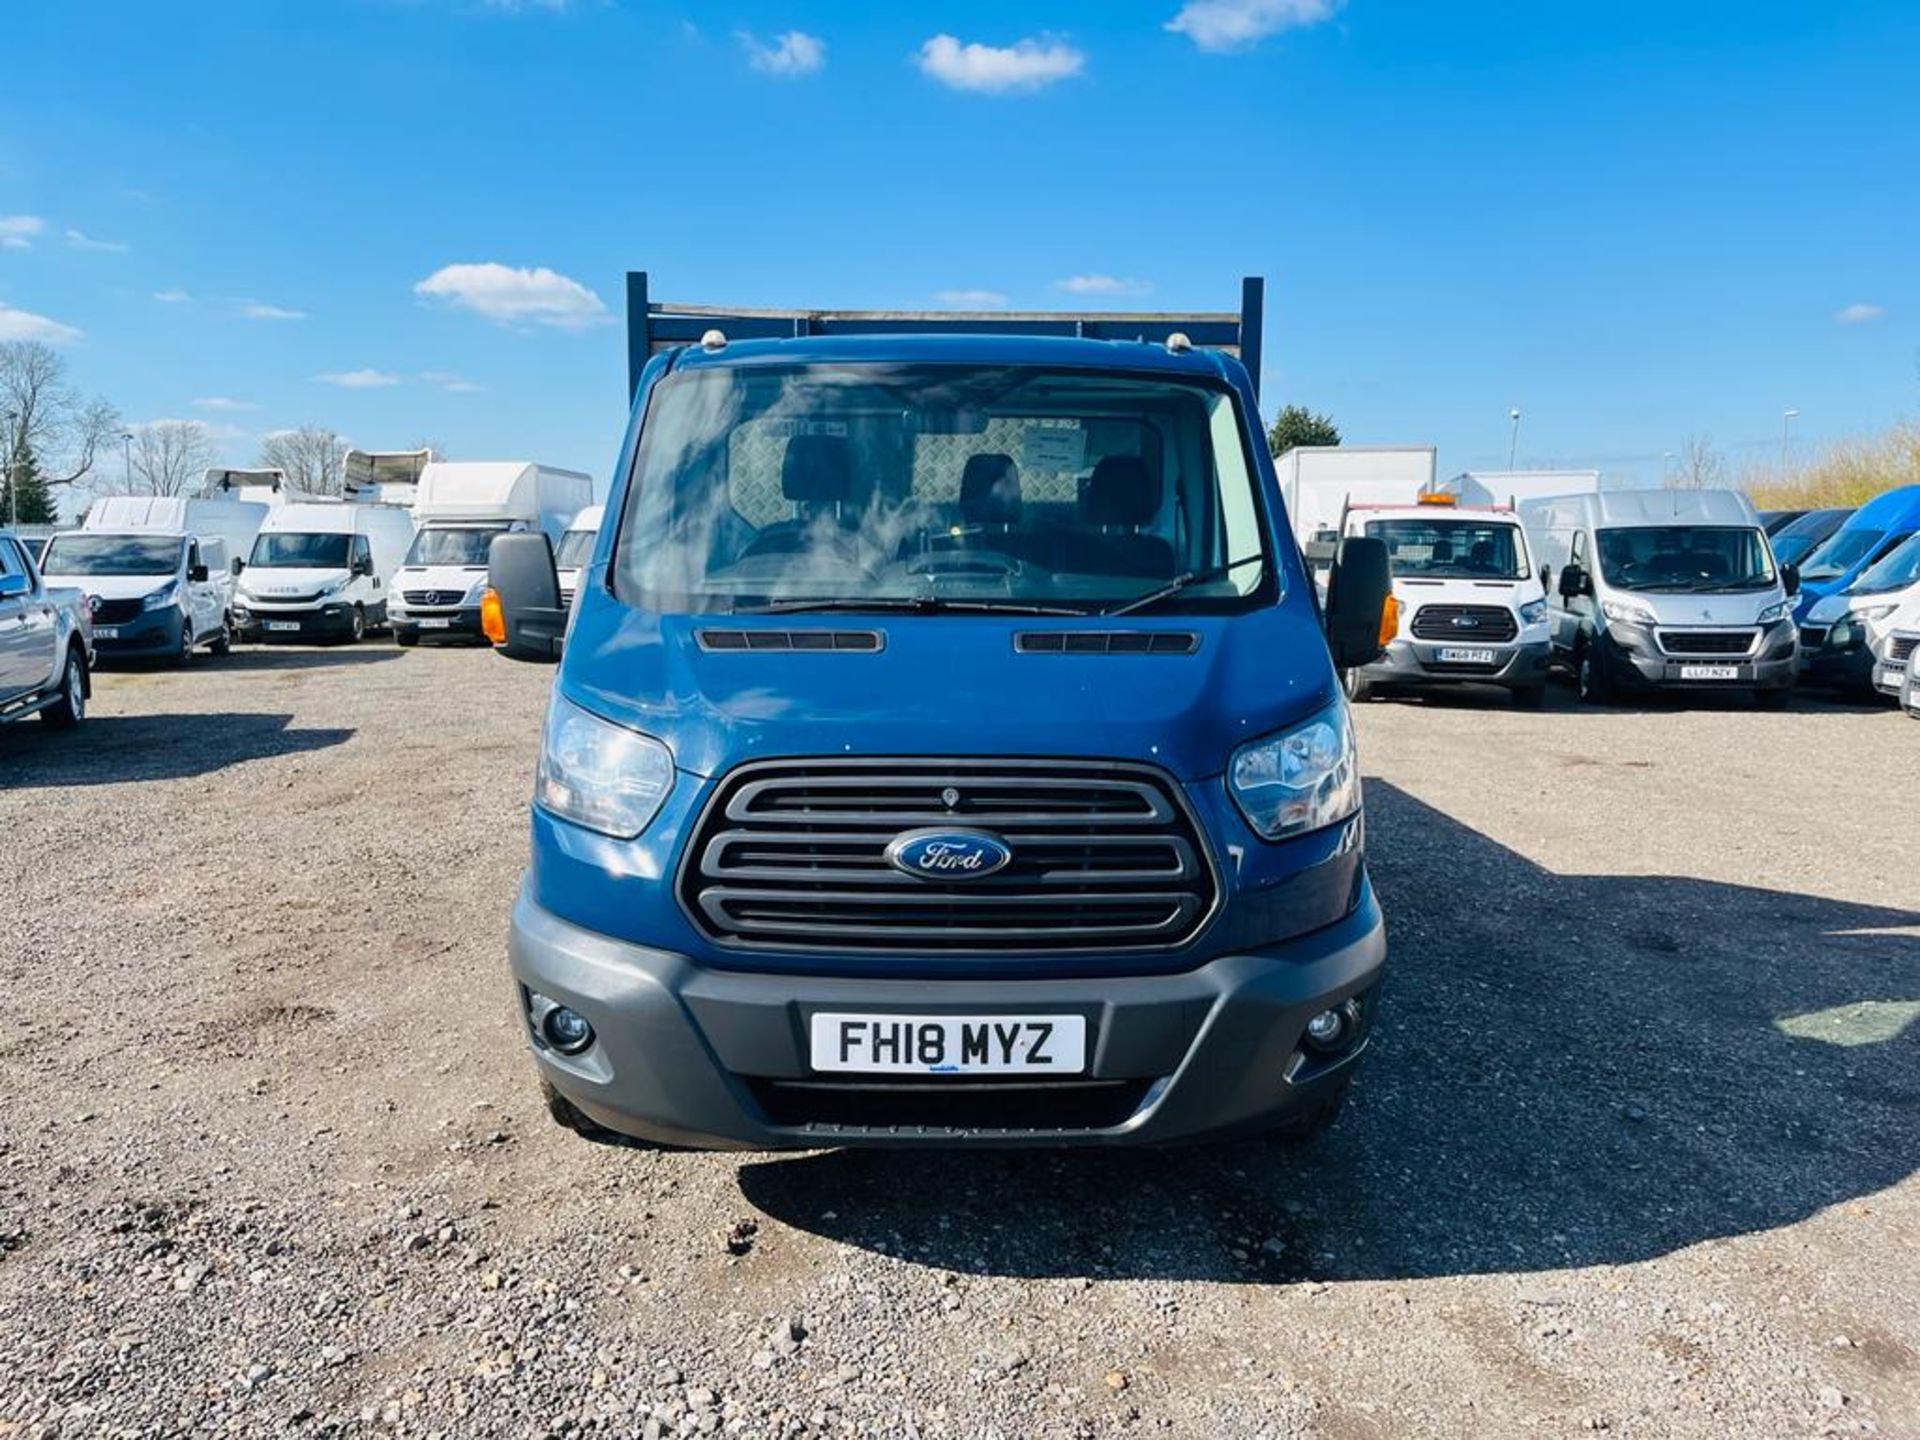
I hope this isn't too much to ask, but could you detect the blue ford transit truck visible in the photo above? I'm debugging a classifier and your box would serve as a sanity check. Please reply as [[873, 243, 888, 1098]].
[[484, 275, 1393, 1149]]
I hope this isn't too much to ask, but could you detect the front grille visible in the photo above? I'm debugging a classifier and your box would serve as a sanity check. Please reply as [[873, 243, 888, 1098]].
[[251, 589, 322, 605], [1800, 626, 1827, 649], [1889, 635, 1918, 665], [679, 758, 1217, 954], [402, 590, 465, 608], [89, 598, 145, 625], [1410, 605, 1518, 642], [744, 1077, 1153, 1132], [1658, 629, 1755, 656]]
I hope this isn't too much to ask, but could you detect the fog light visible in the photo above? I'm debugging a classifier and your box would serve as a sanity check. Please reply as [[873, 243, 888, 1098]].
[[1305, 1008, 1346, 1047], [541, 1006, 595, 1055]]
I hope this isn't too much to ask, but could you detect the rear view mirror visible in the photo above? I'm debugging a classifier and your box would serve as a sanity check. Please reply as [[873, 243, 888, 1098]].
[[1781, 561, 1800, 596], [1325, 536, 1391, 670], [1558, 562, 1588, 600], [487, 531, 567, 663]]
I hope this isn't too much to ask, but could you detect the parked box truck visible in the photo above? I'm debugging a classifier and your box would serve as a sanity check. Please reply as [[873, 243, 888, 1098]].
[[343, 448, 432, 510], [1445, 470, 1602, 509], [391, 462, 592, 644], [1273, 446, 1437, 568]]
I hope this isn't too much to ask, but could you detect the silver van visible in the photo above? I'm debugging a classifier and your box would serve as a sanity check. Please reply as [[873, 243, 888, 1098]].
[[1522, 489, 1798, 705]]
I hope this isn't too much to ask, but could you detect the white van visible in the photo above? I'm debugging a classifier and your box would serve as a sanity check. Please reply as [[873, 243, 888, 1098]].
[[86, 494, 267, 563], [554, 502, 605, 608], [1339, 496, 1553, 705], [231, 501, 416, 644], [40, 528, 233, 664], [1523, 489, 1798, 705], [391, 462, 591, 644]]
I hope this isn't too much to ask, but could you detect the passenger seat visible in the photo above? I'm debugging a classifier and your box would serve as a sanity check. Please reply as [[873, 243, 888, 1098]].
[[1077, 456, 1175, 578]]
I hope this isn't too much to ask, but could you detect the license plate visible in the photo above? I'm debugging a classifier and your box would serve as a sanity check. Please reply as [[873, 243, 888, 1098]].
[[1436, 646, 1497, 665], [94, 626, 119, 639], [1680, 664, 1739, 680], [266, 620, 301, 632], [808, 1013, 1087, 1075], [418, 618, 452, 629]]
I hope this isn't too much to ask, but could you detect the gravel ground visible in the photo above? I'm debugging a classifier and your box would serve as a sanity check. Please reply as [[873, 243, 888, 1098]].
[[1, 647, 1916, 1440]]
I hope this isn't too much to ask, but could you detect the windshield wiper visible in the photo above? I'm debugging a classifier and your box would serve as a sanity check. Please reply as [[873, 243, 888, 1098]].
[[1103, 554, 1266, 617], [732, 596, 1087, 617]]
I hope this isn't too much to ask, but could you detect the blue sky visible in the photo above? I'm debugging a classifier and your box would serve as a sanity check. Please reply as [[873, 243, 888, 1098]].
[[2, 0, 1916, 499]]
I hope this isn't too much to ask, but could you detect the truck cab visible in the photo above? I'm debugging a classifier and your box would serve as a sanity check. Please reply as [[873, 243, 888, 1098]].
[[480, 277, 1395, 1151], [1339, 496, 1552, 705]]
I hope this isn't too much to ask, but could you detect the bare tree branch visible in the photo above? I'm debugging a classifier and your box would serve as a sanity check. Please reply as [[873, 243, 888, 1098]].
[[112, 421, 221, 497], [258, 425, 348, 496], [1671, 434, 1728, 490], [0, 340, 123, 489]]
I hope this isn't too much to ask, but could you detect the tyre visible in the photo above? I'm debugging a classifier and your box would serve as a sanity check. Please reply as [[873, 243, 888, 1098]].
[[173, 615, 196, 668], [1341, 668, 1373, 703], [209, 623, 232, 657], [1511, 684, 1547, 709], [538, 1076, 650, 1149], [395, 630, 418, 648], [1576, 642, 1613, 705], [1267, 1077, 1350, 1143], [40, 650, 85, 730], [346, 605, 366, 644]]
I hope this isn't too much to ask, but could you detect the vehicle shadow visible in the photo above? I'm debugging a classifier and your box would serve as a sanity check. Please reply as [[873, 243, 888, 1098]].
[[736, 780, 1920, 1282], [98, 647, 407, 674], [0, 712, 353, 787]]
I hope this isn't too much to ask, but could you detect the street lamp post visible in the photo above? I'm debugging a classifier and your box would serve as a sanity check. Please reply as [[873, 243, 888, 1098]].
[[122, 432, 135, 492], [2, 411, 15, 530], [1781, 410, 1799, 474], [1508, 408, 1522, 470]]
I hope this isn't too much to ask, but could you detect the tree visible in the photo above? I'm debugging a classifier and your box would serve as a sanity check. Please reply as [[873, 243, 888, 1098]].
[[0, 340, 122, 492], [2, 437, 57, 526], [117, 420, 220, 497], [1670, 434, 1728, 490], [259, 426, 348, 496], [1266, 404, 1341, 456]]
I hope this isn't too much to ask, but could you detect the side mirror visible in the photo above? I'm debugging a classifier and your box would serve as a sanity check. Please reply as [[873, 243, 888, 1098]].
[[230, 557, 245, 576], [1781, 561, 1800, 596], [486, 531, 567, 663], [354, 556, 374, 577], [188, 563, 209, 583], [0, 572, 29, 600], [1324, 535, 1391, 670], [1558, 562, 1587, 600], [1539, 563, 1551, 589]]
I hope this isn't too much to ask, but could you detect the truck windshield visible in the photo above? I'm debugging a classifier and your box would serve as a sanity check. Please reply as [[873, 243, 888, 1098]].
[[1596, 526, 1776, 592], [614, 363, 1272, 614], [41, 534, 183, 577], [1850, 532, 1920, 594], [250, 533, 350, 568], [406, 527, 502, 567], [1800, 527, 1884, 582], [1363, 517, 1526, 579], [554, 529, 597, 569]]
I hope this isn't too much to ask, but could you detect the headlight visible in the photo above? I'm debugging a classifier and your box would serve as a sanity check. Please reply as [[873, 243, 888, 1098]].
[[465, 576, 492, 603], [1755, 600, 1790, 625], [315, 576, 350, 600], [1519, 599, 1548, 625], [1228, 699, 1361, 841], [142, 584, 180, 611], [535, 695, 674, 839], [1601, 599, 1656, 627], [1853, 603, 1896, 624]]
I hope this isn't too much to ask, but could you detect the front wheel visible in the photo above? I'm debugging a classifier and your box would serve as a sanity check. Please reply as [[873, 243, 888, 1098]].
[[40, 650, 85, 730], [209, 623, 232, 657], [1341, 668, 1373, 703], [173, 615, 196, 668], [538, 1077, 655, 1149], [1576, 643, 1614, 705], [345, 605, 366, 644]]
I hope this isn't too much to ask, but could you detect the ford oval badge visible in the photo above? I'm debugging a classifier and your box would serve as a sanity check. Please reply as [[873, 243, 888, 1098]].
[[885, 829, 1013, 881]]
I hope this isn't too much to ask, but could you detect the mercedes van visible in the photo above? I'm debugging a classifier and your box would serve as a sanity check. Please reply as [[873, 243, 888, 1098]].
[[479, 277, 1394, 1151], [1523, 489, 1797, 705], [231, 501, 416, 644]]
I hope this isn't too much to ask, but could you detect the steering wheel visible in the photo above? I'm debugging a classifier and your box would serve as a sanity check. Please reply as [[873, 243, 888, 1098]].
[[904, 551, 1021, 581]]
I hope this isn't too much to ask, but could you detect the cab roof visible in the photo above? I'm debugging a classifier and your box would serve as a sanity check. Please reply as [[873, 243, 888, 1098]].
[[660, 331, 1248, 388]]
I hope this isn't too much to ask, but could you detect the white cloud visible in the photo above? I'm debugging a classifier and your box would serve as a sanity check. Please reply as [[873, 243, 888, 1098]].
[[65, 228, 130, 253], [413, 261, 608, 329], [917, 34, 1085, 93], [933, 288, 1011, 308], [154, 288, 191, 303], [1054, 274, 1153, 297], [192, 396, 258, 412], [0, 215, 45, 249], [1834, 302, 1884, 325], [0, 302, 83, 343], [315, 368, 402, 389], [738, 29, 826, 76], [421, 370, 486, 393], [1166, 0, 1341, 51], [238, 300, 308, 320]]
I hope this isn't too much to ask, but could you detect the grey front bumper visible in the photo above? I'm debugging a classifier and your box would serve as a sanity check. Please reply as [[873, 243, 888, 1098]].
[[1359, 637, 1552, 690], [508, 880, 1386, 1150]]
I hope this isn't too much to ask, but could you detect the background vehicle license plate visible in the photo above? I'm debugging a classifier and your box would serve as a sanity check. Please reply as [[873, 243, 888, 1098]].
[[266, 620, 301, 632], [809, 1013, 1087, 1075], [1680, 664, 1739, 680], [1437, 646, 1497, 664], [94, 626, 119, 639], [418, 618, 452, 629]]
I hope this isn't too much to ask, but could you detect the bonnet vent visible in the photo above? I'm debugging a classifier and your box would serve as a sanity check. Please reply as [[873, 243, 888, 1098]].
[[696, 629, 884, 653], [1015, 631, 1200, 655]]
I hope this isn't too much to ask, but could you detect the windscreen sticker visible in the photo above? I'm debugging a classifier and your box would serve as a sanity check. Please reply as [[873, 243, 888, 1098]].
[[1021, 425, 1087, 473], [762, 419, 849, 438]]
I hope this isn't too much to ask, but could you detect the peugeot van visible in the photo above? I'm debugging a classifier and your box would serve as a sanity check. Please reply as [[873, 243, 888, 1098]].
[[479, 278, 1394, 1150]]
